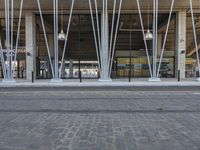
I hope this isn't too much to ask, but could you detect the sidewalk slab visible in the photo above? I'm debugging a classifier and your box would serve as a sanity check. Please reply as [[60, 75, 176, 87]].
[[1, 80, 200, 87]]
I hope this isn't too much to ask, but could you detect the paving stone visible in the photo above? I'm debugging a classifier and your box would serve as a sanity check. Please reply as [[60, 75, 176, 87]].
[[0, 87, 200, 150]]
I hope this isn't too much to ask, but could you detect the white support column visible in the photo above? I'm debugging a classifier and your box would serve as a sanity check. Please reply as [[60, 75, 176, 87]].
[[99, 8, 112, 82], [176, 11, 186, 79], [25, 13, 36, 81]]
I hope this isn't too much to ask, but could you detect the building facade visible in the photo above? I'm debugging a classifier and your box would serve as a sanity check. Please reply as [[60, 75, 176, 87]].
[[0, 0, 200, 82]]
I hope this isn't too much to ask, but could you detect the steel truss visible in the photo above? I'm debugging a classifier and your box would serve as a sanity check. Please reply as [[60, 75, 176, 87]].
[[89, 0, 122, 79], [37, 0, 75, 81]]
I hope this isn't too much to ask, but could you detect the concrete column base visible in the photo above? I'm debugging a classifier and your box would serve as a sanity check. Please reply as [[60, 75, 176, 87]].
[[99, 78, 112, 82], [148, 77, 161, 82], [2, 79, 16, 83], [50, 78, 63, 83]]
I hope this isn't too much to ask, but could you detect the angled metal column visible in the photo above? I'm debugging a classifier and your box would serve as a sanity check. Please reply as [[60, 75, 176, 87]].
[[149, 0, 161, 81], [51, 0, 62, 82], [2, 0, 15, 82], [136, 0, 153, 78], [0, 35, 6, 78], [157, 0, 174, 77], [99, 0, 111, 81], [88, 0, 122, 81], [1, 0, 24, 83], [37, 0, 55, 79], [189, 0, 200, 81], [108, 0, 123, 77], [59, 0, 75, 79], [88, 0, 102, 76]]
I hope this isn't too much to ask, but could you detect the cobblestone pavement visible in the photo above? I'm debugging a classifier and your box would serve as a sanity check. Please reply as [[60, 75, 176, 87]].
[[0, 87, 200, 150]]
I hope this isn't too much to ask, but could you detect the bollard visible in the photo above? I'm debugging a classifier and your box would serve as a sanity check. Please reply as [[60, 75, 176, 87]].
[[32, 71, 34, 83], [128, 70, 131, 82], [197, 70, 200, 78], [178, 70, 180, 82], [79, 71, 82, 83]]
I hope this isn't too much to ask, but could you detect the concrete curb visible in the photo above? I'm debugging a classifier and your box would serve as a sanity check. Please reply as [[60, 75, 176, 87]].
[[0, 81, 200, 87]]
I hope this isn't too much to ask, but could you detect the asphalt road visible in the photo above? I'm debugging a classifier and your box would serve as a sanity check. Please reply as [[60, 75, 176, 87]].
[[0, 86, 200, 91], [0, 86, 200, 150]]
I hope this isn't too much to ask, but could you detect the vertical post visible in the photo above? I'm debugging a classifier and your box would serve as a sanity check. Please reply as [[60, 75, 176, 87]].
[[79, 71, 82, 83], [25, 13, 36, 81], [178, 69, 180, 82], [175, 11, 186, 79], [99, 0, 112, 82], [32, 71, 34, 83]]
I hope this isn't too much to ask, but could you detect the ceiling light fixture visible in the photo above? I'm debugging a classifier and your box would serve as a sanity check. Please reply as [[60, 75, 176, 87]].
[[145, 4, 153, 40], [58, 2, 66, 41]]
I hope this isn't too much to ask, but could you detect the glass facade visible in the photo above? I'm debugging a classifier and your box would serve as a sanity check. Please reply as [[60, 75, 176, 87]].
[[0, 0, 200, 82]]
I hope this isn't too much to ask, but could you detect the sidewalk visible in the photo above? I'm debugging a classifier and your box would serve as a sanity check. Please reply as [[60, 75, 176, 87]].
[[0, 78, 200, 87]]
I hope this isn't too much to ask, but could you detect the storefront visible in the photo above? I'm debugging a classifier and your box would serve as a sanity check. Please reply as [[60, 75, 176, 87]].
[[0, 0, 200, 82]]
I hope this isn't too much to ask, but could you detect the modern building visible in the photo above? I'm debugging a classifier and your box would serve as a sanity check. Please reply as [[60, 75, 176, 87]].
[[0, 0, 200, 82]]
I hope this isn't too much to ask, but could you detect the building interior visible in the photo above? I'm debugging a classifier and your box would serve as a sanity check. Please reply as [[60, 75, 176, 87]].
[[0, 0, 200, 80]]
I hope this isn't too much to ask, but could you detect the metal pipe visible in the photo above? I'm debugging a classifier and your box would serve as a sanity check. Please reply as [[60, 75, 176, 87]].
[[53, 0, 59, 78], [155, 0, 158, 77], [94, 0, 101, 60], [108, 0, 116, 70], [7, 0, 11, 79], [152, 0, 158, 78], [109, 0, 122, 76], [100, 0, 105, 78], [88, 0, 101, 73], [136, 0, 153, 77], [10, 0, 13, 79], [157, 0, 174, 77], [13, 0, 24, 72], [105, 0, 108, 78], [37, 0, 55, 78], [0, 35, 6, 77], [5, 0, 9, 79], [59, 0, 75, 78]]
